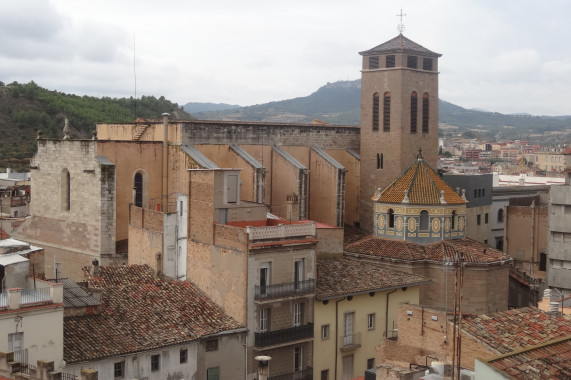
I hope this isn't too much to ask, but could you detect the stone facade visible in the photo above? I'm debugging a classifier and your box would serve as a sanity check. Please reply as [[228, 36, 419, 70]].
[[547, 179, 571, 304], [14, 140, 116, 280]]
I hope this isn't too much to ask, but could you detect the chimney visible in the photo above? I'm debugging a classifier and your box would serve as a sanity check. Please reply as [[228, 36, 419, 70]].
[[92, 259, 100, 277], [286, 193, 299, 222]]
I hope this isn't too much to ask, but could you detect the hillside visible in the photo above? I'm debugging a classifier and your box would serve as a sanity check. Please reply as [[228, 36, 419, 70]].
[[194, 80, 571, 143], [192, 80, 362, 125], [0, 81, 185, 171]]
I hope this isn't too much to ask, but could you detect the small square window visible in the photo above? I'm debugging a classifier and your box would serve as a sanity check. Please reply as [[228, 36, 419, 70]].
[[207, 367, 220, 380], [205, 338, 218, 352], [180, 348, 188, 364], [386, 55, 395, 68], [321, 324, 330, 340], [369, 56, 379, 69], [407, 55, 418, 69], [151, 354, 160, 372], [114, 361, 124, 378], [423, 58, 433, 71], [368, 313, 375, 330]]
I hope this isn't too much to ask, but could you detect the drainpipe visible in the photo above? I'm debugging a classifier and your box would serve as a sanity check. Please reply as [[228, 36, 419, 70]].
[[335, 297, 345, 380], [385, 289, 397, 338], [162, 113, 170, 212]]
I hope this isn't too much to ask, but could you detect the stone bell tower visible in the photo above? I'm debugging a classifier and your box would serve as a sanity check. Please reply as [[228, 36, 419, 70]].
[[358, 32, 442, 232]]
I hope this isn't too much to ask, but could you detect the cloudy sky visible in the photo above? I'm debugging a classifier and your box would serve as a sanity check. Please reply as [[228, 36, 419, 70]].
[[2, 0, 571, 116]]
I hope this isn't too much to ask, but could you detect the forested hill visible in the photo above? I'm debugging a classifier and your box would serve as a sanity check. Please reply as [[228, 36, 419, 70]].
[[0, 81, 185, 171]]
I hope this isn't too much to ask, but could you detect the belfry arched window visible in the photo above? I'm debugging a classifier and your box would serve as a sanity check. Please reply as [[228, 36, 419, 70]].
[[372, 93, 379, 131], [383, 92, 391, 132], [410, 91, 418, 133], [452, 210, 456, 230], [422, 93, 429, 133]]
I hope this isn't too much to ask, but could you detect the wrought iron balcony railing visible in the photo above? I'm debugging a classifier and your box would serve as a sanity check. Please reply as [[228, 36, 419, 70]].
[[255, 279, 314, 300], [339, 332, 362, 351], [255, 323, 313, 347]]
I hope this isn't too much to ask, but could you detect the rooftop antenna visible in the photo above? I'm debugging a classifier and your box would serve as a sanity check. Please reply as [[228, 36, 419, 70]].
[[133, 32, 137, 120], [396, 8, 406, 34]]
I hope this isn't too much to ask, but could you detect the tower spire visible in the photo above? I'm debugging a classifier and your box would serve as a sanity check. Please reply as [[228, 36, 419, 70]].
[[396, 8, 407, 34]]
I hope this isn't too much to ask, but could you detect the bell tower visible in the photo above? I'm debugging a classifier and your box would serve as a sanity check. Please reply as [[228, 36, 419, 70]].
[[358, 32, 441, 232]]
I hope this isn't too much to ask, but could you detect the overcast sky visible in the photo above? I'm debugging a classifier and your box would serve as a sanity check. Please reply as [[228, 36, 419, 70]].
[[2, 0, 571, 116]]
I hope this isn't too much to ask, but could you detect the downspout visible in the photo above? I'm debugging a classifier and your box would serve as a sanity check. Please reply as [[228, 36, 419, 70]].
[[162, 113, 170, 211], [335, 297, 345, 380], [385, 289, 397, 338]]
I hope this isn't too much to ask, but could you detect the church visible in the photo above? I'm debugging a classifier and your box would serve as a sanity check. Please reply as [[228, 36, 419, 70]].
[[13, 30, 511, 380]]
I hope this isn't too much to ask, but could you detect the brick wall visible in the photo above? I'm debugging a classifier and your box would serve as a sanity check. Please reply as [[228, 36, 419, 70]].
[[128, 225, 163, 274], [189, 171, 215, 244], [213, 224, 248, 251], [383, 304, 498, 371], [359, 56, 439, 232], [187, 240, 247, 323]]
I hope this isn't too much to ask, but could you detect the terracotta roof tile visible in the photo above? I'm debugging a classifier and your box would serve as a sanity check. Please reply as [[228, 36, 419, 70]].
[[345, 235, 511, 264], [316, 257, 431, 300], [463, 307, 571, 355], [489, 340, 571, 379], [64, 265, 243, 364], [373, 158, 466, 205]]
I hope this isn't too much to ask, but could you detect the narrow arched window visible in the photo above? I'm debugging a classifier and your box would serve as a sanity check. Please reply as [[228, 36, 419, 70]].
[[388, 209, 395, 228], [410, 92, 418, 133], [61, 169, 70, 211], [372, 93, 379, 131], [451, 210, 456, 230], [134, 172, 143, 207], [383, 92, 391, 132], [497, 209, 503, 223], [422, 93, 429, 133], [420, 210, 429, 230]]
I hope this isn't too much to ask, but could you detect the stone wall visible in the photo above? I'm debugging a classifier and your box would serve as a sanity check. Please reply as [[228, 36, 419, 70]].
[[182, 121, 359, 149], [14, 139, 116, 280]]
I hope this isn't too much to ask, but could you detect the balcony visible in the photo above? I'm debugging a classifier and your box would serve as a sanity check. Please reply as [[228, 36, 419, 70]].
[[255, 323, 313, 348], [269, 367, 313, 380], [255, 279, 315, 300], [339, 332, 362, 352]]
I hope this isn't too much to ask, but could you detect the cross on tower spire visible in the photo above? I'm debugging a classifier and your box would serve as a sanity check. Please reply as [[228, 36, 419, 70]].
[[396, 8, 407, 34]]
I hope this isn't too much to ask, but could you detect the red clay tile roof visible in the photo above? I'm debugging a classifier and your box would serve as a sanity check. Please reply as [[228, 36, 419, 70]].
[[373, 157, 466, 205], [345, 235, 511, 264], [462, 307, 571, 355], [64, 265, 243, 364], [485, 337, 571, 380], [316, 257, 431, 300]]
